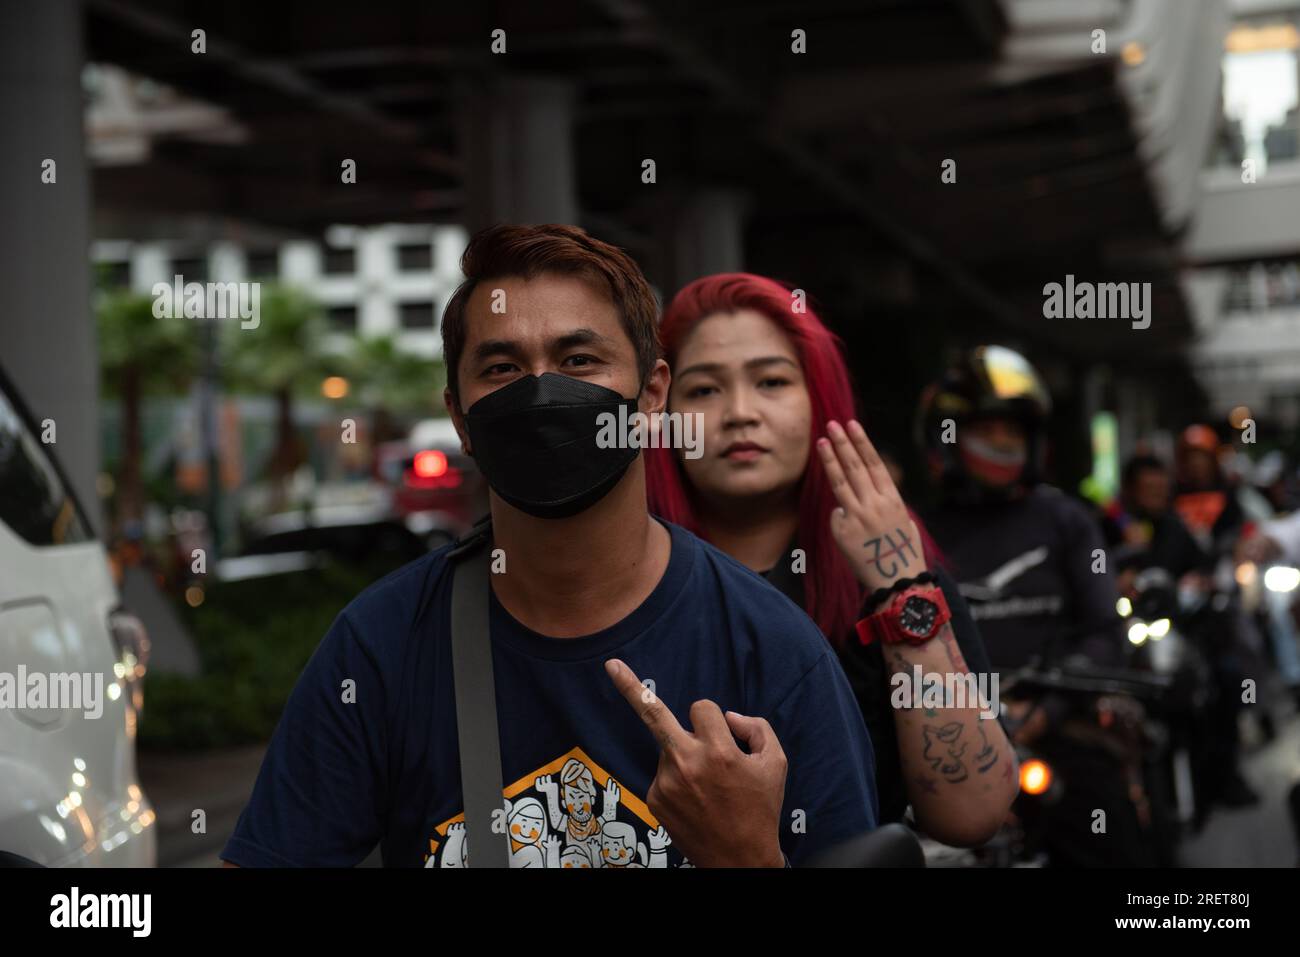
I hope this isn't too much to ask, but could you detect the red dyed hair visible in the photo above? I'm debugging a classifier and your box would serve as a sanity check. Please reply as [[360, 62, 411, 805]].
[[645, 273, 940, 647]]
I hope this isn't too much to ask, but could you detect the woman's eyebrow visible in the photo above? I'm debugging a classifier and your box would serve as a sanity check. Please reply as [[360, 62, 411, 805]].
[[675, 361, 723, 378], [677, 356, 798, 378]]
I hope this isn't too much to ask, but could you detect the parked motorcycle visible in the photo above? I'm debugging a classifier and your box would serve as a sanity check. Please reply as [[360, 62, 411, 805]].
[[957, 660, 1182, 868]]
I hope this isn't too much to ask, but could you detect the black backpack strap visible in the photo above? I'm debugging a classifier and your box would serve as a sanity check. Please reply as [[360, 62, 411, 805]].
[[447, 512, 493, 559], [448, 517, 510, 868]]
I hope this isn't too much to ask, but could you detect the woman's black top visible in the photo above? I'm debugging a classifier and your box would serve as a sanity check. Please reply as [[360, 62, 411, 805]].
[[763, 551, 994, 825]]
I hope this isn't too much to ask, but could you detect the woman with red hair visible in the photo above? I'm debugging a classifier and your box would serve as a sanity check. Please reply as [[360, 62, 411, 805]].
[[647, 273, 1017, 846]]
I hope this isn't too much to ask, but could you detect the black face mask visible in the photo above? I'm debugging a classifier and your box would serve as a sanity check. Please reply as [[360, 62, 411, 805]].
[[463, 373, 640, 519]]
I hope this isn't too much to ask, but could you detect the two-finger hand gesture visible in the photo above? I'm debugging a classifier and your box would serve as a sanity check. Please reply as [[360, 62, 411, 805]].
[[816, 419, 926, 591]]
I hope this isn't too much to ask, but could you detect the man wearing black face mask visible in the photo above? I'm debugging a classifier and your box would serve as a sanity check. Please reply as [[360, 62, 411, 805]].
[[222, 224, 878, 868]]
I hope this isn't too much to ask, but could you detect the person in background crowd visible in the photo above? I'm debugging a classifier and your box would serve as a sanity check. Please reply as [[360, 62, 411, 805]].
[[1170, 425, 1263, 807], [1237, 489, 1300, 705], [918, 346, 1122, 675], [1241, 507, 1300, 567], [1104, 454, 1206, 587], [1173, 425, 1244, 557], [917, 345, 1150, 866]]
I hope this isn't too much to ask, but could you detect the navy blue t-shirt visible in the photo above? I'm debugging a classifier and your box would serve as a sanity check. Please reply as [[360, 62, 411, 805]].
[[222, 520, 877, 868]]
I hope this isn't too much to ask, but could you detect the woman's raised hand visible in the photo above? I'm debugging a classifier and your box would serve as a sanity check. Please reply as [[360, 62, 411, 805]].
[[815, 419, 926, 592]]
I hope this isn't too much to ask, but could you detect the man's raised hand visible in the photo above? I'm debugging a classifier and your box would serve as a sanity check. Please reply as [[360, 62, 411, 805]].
[[604, 658, 787, 867]]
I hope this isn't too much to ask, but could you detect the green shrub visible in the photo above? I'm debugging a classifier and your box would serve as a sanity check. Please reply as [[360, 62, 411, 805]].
[[139, 558, 404, 750]]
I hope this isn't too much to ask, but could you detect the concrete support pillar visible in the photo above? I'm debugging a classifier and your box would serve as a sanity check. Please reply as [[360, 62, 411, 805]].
[[0, 1, 100, 526], [458, 76, 578, 230], [671, 188, 749, 289]]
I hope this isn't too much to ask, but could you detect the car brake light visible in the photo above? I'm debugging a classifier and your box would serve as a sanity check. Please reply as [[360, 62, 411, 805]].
[[413, 449, 448, 478]]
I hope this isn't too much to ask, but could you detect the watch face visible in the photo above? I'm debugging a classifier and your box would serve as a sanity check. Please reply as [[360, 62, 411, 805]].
[[899, 595, 939, 638]]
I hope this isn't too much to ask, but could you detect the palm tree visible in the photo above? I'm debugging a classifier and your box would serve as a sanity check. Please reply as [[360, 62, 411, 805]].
[[220, 285, 326, 500], [347, 335, 445, 442], [98, 289, 200, 525]]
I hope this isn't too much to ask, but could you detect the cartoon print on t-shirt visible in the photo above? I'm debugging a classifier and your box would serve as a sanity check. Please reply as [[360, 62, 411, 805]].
[[429, 820, 467, 868], [560, 844, 594, 869], [535, 757, 620, 862], [506, 797, 561, 868], [599, 821, 672, 868], [424, 745, 689, 868]]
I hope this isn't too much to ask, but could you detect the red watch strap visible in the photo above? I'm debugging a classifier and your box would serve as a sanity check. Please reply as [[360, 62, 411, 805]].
[[854, 615, 874, 646], [855, 584, 950, 646]]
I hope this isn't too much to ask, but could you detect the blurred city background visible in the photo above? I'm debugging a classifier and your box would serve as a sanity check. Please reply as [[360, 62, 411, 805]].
[[3, 0, 1300, 866]]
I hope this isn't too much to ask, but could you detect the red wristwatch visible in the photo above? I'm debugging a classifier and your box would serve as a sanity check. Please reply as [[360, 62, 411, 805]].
[[855, 584, 952, 646]]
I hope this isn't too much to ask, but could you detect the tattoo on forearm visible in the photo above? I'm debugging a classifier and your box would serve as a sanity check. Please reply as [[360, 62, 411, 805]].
[[973, 723, 998, 774], [922, 722, 968, 783], [920, 721, 998, 786], [862, 526, 920, 578]]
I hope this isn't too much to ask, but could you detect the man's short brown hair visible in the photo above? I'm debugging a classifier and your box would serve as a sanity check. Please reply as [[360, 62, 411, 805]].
[[441, 223, 661, 404]]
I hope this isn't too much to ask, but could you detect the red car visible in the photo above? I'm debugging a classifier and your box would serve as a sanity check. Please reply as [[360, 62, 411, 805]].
[[376, 419, 488, 549]]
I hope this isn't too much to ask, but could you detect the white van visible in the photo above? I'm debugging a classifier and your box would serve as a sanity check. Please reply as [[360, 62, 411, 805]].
[[0, 367, 155, 867]]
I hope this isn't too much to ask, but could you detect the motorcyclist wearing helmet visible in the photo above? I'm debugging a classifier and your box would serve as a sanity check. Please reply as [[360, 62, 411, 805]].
[[917, 346, 1123, 682], [918, 346, 1149, 866], [1173, 425, 1244, 560]]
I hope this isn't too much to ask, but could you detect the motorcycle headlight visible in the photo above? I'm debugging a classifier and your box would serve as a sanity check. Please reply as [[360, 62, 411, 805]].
[[1127, 621, 1149, 645], [1264, 565, 1300, 593], [1020, 759, 1053, 796], [1147, 618, 1171, 639]]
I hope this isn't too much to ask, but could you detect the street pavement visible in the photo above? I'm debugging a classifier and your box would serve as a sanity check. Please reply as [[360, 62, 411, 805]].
[[1181, 713, 1300, 867]]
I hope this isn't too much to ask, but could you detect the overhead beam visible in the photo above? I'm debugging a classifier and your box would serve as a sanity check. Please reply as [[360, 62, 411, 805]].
[[585, 0, 1051, 340]]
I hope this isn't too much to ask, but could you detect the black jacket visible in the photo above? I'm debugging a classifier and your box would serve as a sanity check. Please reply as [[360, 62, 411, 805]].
[[924, 485, 1123, 672]]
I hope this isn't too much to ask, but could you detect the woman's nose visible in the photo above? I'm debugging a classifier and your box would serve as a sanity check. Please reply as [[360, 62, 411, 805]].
[[723, 389, 759, 426]]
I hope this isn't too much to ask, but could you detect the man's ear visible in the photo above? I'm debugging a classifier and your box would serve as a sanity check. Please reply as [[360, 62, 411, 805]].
[[444, 387, 471, 455], [638, 358, 671, 416]]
